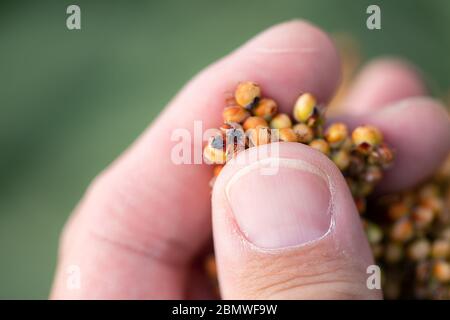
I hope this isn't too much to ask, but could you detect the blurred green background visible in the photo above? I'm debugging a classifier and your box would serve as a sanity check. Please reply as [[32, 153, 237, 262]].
[[0, 0, 449, 299]]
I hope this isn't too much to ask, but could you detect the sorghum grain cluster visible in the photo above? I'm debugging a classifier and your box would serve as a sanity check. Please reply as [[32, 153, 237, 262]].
[[367, 155, 450, 299], [204, 81, 394, 214], [203, 81, 400, 297]]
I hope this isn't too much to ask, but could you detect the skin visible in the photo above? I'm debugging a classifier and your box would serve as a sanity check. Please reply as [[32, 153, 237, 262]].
[[50, 20, 450, 299]]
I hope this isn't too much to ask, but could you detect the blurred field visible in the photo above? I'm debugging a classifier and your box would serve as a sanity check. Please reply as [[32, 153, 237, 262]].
[[0, 0, 449, 298]]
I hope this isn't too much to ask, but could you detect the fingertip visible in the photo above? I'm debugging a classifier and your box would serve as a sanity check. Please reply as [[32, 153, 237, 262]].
[[344, 57, 427, 115], [366, 97, 450, 192], [227, 19, 341, 110]]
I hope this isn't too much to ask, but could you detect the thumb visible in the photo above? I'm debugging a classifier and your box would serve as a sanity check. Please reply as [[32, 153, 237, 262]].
[[211, 142, 382, 299]]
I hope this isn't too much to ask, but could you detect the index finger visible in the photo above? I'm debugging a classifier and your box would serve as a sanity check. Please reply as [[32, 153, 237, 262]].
[[51, 20, 341, 299]]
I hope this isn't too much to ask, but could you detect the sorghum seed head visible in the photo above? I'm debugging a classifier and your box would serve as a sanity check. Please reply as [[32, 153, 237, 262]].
[[213, 165, 224, 177], [243, 116, 268, 131], [407, 239, 430, 261], [270, 113, 292, 129], [325, 122, 348, 146], [235, 81, 261, 109], [277, 127, 298, 142], [352, 125, 383, 151], [432, 261, 450, 283], [293, 93, 317, 123], [332, 149, 351, 170], [431, 239, 450, 259], [222, 105, 250, 123], [247, 126, 271, 147], [292, 123, 314, 144], [390, 218, 414, 242], [253, 98, 278, 121], [309, 139, 330, 155]]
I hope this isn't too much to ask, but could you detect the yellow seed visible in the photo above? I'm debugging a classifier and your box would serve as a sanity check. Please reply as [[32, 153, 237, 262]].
[[222, 105, 250, 123], [292, 123, 314, 143], [253, 98, 278, 120], [325, 122, 348, 145], [243, 116, 268, 131], [432, 261, 450, 283], [277, 128, 298, 142], [203, 144, 226, 164], [309, 139, 330, 155], [293, 93, 316, 122], [270, 113, 292, 129], [331, 149, 351, 170], [247, 126, 271, 146], [235, 81, 261, 108], [352, 125, 383, 148]]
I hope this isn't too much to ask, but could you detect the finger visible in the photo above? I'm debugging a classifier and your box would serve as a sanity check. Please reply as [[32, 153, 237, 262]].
[[342, 58, 426, 115], [51, 20, 341, 299], [343, 97, 450, 193], [212, 143, 381, 299]]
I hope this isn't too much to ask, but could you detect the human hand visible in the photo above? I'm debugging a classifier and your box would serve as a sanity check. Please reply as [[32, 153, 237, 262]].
[[51, 20, 450, 299]]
